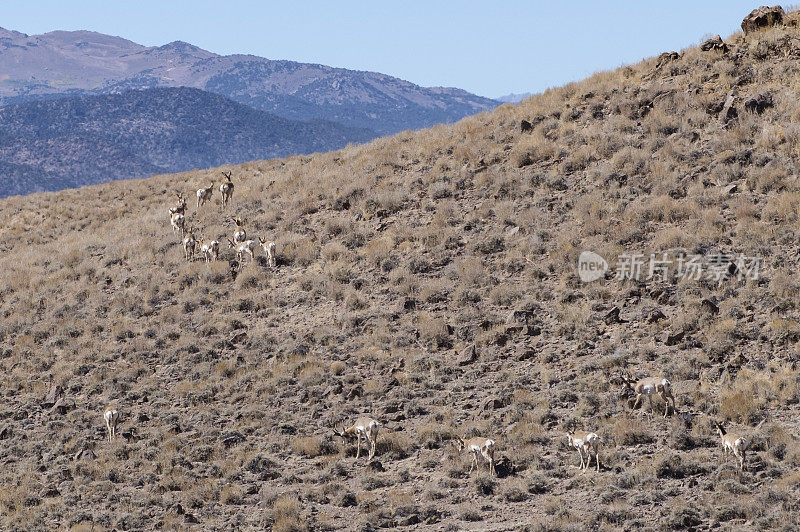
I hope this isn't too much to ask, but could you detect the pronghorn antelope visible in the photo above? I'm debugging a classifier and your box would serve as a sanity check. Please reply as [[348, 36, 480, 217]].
[[170, 192, 187, 214], [183, 229, 197, 261], [565, 428, 602, 472], [196, 183, 214, 209], [228, 238, 255, 267], [454, 436, 496, 476], [220, 171, 234, 209], [713, 421, 752, 471], [201, 240, 220, 263], [259, 237, 276, 268], [169, 209, 185, 236], [232, 217, 246, 243], [334, 417, 380, 460], [104, 408, 119, 443], [169, 194, 187, 236], [620, 374, 676, 417]]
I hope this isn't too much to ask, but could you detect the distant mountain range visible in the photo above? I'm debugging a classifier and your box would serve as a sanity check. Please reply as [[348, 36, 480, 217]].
[[0, 27, 501, 197], [0, 28, 499, 136], [0, 87, 375, 197], [495, 92, 533, 103]]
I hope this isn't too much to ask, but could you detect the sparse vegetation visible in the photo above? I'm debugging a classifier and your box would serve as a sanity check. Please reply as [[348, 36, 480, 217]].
[[3, 10, 800, 530]]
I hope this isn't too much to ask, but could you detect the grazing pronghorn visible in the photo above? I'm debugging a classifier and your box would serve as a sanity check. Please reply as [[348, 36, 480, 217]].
[[565, 428, 602, 472], [334, 417, 381, 460], [196, 183, 214, 209], [454, 437, 496, 476], [169, 194, 187, 236], [104, 408, 119, 443], [232, 217, 246, 243], [228, 238, 255, 267], [183, 229, 197, 261], [220, 171, 234, 209], [713, 421, 753, 471], [620, 374, 676, 417], [259, 237, 276, 268], [201, 240, 220, 263]]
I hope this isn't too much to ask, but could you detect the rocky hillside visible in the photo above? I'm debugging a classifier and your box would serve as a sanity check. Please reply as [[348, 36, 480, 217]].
[[0, 28, 499, 135], [2, 7, 800, 531], [0, 87, 373, 197]]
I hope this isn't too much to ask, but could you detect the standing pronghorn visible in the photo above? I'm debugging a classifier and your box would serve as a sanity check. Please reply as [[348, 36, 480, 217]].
[[169, 192, 186, 214], [220, 171, 234, 209], [565, 427, 602, 472], [259, 237, 276, 268], [333, 417, 381, 460], [196, 183, 214, 209], [201, 239, 220, 263], [713, 421, 752, 471], [620, 374, 676, 417], [232, 217, 246, 243], [169, 194, 187, 236], [183, 229, 197, 261], [104, 408, 119, 443], [228, 238, 255, 267], [454, 437, 496, 476]]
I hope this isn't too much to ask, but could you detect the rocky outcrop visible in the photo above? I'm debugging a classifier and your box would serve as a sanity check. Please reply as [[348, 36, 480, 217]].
[[457, 344, 478, 366], [42, 384, 63, 408], [744, 92, 774, 114], [52, 397, 75, 415], [699, 35, 728, 53], [719, 90, 738, 124], [741, 6, 784, 35], [655, 51, 680, 68]]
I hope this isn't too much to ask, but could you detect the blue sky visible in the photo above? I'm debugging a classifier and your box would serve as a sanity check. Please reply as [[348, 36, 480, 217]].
[[3, 1, 767, 98]]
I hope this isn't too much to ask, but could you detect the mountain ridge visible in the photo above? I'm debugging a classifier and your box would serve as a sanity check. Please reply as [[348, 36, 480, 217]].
[[0, 27, 499, 134]]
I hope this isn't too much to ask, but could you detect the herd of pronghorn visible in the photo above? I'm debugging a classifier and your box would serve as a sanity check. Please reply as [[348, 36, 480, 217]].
[[102, 365, 752, 475], [167, 171, 276, 268], [152, 171, 755, 477]]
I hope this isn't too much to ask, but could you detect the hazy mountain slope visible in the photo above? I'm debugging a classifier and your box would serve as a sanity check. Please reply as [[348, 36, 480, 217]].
[[200, 60, 497, 133], [495, 92, 534, 103], [3, 11, 800, 531], [0, 28, 499, 135], [0, 87, 374, 197]]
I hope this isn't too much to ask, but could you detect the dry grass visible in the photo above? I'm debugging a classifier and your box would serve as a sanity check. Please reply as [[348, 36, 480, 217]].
[[612, 417, 654, 446], [272, 495, 307, 532]]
